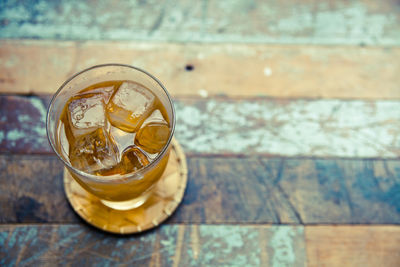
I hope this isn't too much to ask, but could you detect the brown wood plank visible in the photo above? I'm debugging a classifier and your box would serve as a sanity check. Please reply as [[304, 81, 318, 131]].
[[1, 40, 400, 99], [306, 225, 400, 267], [1, 0, 400, 46], [1, 155, 399, 224], [0, 155, 78, 223], [1, 95, 400, 158], [0, 224, 306, 266], [267, 159, 400, 224]]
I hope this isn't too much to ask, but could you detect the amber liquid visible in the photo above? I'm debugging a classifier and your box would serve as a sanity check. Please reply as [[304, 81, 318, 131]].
[[57, 80, 171, 201]]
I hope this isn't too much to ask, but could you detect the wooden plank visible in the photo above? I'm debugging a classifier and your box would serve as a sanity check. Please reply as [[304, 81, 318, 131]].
[[1, 40, 400, 99], [267, 159, 400, 224], [0, 155, 78, 223], [1, 225, 399, 267], [1, 95, 400, 158], [0, 95, 49, 154], [306, 225, 400, 267], [1, 0, 399, 45], [0, 224, 306, 267], [1, 155, 400, 224]]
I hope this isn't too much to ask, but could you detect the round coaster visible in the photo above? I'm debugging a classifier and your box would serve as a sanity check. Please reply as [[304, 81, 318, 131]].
[[64, 138, 188, 234]]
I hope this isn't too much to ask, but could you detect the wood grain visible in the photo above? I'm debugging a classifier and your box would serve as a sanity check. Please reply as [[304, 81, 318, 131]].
[[1, 40, 400, 99], [0, 155, 78, 223], [1, 0, 399, 45], [1, 224, 399, 267], [1, 95, 400, 158], [1, 155, 399, 224], [306, 225, 400, 267], [2, 1, 399, 265], [0, 224, 306, 267], [0, 95, 48, 154]]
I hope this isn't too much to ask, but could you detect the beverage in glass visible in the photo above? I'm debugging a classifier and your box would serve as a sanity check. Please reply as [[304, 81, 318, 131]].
[[47, 64, 175, 210]]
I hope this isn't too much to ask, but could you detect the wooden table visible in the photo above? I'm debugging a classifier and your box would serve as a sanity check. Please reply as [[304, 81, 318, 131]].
[[1, 1, 400, 266]]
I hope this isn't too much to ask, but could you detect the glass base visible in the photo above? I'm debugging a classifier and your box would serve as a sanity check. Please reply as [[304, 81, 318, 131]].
[[63, 138, 188, 234], [100, 190, 152, 210]]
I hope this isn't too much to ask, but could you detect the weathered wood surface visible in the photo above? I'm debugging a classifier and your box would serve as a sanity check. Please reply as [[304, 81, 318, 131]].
[[306, 225, 400, 267], [2, 1, 399, 265], [0, 96, 48, 154], [1, 40, 400, 99], [1, 155, 399, 224], [1, 224, 399, 267], [1, 95, 400, 158], [1, 0, 400, 45], [0, 224, 307, 267]]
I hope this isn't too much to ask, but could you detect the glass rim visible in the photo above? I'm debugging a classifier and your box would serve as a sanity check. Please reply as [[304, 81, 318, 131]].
[[46, 63, 176, 183]]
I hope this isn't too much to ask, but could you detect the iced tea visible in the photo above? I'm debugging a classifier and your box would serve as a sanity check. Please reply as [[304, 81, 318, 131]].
[[56, 80, 172, 202]]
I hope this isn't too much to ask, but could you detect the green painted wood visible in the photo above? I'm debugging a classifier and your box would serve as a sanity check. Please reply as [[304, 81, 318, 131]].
[[1, 95, 400, 158], [0, 224, 306, 266], [1, 0, 399, 45], [1, 155, 399, 224], [0, 95, 49, 154]]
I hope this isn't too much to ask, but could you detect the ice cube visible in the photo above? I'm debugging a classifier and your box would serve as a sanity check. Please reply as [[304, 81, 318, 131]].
[[106, 82, 155, 132], [69, 128, 119, 174], [135, 109, 170, 153], [82, 86, 115, 104], [67, 93, 106, 138], [121, 146, 150, 172], [109, 125, 136, 155], [96, 146, 150, 175]]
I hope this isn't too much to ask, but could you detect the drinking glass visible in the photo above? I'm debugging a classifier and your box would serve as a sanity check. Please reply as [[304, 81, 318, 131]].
[[47, 64, 175, 210]]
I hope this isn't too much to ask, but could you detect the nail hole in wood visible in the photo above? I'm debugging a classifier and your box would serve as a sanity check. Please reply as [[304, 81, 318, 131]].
[[185, 64, 194, 71]]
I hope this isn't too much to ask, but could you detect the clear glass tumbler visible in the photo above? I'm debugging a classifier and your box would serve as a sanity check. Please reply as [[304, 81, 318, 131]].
[[47, 64, 175, 210]]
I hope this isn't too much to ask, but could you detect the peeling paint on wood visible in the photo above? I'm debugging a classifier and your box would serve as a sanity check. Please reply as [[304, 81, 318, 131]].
[[175, 98, 400, 158], [1, 95, 399, 158], [1, 0, 400, 45], [1, 155, 400, 224], [2, 224, 398, 266], [270, 227, 299, 266], [0, 224, 307, 266], [172, 225, 185, 267], [0, 96, 49, 153], [190, 225, 200, 260], [1, 40, 400, 99]]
